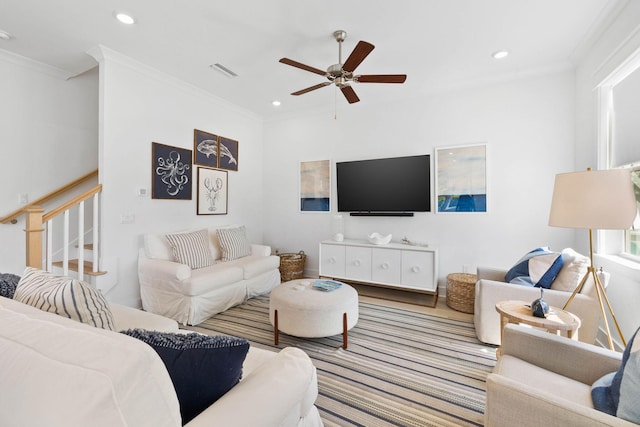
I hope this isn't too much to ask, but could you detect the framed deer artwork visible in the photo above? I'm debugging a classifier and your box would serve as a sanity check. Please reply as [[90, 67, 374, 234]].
[[196, 167, 228, 215]]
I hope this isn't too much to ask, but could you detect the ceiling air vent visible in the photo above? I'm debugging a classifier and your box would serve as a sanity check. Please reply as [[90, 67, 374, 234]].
[[210, 63, 238, 78]]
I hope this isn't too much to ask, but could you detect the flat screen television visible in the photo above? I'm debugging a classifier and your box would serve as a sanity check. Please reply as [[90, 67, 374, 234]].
[[336, 154, 431, 216]]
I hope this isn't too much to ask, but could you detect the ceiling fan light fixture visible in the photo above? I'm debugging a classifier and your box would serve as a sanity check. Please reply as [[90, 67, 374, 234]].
[[114, 12, 136, 25], [492, 50, 509, 59]]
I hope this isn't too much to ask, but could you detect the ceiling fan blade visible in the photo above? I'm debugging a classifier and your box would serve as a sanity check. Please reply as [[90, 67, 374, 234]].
[[340, 85, 360, 104], [342, 41, 375, 73], [356, 74, 407, 83], [279, 58, 327, 76], [291, 82, 332, 96]]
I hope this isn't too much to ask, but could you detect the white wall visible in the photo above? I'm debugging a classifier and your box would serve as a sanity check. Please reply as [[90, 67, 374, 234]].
[[263, 70, 578, 293], [0, 51, 98, 275], [90, 47, 265, 306], [575, 0, 640, 345]]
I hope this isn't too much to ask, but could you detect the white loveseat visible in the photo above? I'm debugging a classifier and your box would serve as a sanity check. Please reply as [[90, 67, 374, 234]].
[[0, 295, 323, 427], [139, 226, 281, 325], [474, 249, 607, 345]]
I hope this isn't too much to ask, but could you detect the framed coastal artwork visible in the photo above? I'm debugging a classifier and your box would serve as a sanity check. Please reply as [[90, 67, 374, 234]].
[[193, 129, 219, 168], [299, 160, 330, 212], [197, 167, 228, 215], [435, 143, 487, 213], [218, 136, 239, 171], [151, 142, 192, 200]]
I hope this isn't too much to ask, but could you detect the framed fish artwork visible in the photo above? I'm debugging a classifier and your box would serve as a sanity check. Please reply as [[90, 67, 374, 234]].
[[193, 129, 219, 168], [218, 136, 239, 171]]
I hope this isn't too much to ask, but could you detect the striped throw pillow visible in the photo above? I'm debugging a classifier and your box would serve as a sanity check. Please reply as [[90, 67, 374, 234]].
[[217, 226, 251, 261], [165, 229, 215, 269], [14, 267, 115, 330]]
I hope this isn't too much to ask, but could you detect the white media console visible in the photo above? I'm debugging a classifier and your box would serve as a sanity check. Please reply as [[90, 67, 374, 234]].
[[319, 239, 438, 304]]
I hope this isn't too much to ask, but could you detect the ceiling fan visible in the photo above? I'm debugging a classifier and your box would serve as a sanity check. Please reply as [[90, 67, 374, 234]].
[[279, 30, 407, 104]]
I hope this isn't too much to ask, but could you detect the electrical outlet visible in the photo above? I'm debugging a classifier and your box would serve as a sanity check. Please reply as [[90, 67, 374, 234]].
[[136, 187, 148, 197], [462, 264, 468, 273]]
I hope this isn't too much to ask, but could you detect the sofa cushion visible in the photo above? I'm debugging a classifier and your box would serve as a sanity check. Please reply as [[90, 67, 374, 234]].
[[122, 329, 249, 425], [14, 267, 115, 330], [505, 247, 564, 288], [592, 327, 640, 423], [165, 229, 215, 269], [188, 263, 244, 295], [226, 255, 281, 280], [0, 273, 20, 298], [217, 226, 251, 261], [0, 297, 181, 427], [551, 248, 590, 292]]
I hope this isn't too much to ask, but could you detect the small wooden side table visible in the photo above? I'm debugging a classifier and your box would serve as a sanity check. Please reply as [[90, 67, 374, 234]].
[[494, 300, 581, 357]]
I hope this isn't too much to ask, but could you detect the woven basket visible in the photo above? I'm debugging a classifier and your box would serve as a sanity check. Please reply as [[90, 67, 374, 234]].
[[278, 251, 306, 282], [446, 273, 477, 314]]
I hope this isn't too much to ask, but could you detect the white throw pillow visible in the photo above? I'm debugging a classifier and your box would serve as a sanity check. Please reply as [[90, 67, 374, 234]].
[[165, 229, 215, 269], [14, 267, 115, 330], [217, 226, 251, 261], [551, 248, 590, 292]]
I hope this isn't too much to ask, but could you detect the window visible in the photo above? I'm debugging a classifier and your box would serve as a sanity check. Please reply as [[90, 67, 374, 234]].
[[598, 48, 640, 261]]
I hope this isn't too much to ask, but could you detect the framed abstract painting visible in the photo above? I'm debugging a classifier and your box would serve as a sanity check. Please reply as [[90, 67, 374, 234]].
[[299, 160, 330, 212], [435, 143, 487, 213]]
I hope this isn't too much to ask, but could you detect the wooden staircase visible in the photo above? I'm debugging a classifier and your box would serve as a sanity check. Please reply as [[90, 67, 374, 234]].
[[0, 169, 106, 282]]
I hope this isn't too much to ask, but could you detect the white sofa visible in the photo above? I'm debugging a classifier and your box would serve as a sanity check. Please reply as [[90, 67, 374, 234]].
[[485, 324, 634, 426], [474, 260, 607, 345], [139, 226, 281, 325], [0, 295, 323, 427]]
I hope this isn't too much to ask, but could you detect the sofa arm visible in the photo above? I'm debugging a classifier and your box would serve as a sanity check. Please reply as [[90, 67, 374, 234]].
[[251, 244, 272, 257], [138, 249, 192, 290], [501, 324, 621, 385], [485, 372, 633, 427], [110, 303, 180, 333], [185, 347, 318, 427]]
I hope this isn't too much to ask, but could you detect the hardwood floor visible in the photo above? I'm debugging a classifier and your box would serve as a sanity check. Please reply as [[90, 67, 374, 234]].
[[359, 293, 473, 322]]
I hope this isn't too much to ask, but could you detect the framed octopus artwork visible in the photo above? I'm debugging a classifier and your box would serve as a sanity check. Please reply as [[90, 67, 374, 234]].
[[151, 142, 192, 200], [196, 167, 228, 215]]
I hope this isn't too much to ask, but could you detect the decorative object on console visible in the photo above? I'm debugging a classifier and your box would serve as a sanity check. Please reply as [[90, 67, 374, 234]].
[[530, 288, 549, 318], [435, 143, 487, 213], [196, 167, 228, 215], [549, 168, 637, 350], [332, 214, 344, 241], [152, 142, 192, 200], [122, 329, 250, 425], [367, 232, 392, 245], [193, 129, 219, 168], [14, 267, 115, 330], [300, 160, 330, 212]]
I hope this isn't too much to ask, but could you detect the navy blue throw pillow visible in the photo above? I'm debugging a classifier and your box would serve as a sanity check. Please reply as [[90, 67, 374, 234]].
[[505, 247, 563, 288], [0, 273, 20, 299], [122, 329, 249, 425]]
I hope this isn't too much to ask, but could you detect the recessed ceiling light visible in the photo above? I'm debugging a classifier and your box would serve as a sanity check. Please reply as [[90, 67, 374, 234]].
[[271, 100, 281, 107], [115, 12, 135, 25], [492, 50, 509, 59], [0, 30, 13, 40]]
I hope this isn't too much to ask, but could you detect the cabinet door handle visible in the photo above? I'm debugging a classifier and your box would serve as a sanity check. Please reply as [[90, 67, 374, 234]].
[[381, 262, 390, 270], [353, 259, 361, 267], [329, 257, 336, 264], [411, 266, 421, 273]]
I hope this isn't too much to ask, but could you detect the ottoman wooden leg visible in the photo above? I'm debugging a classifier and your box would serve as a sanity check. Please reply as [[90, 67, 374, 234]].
[[274, 309, 279, 345], [343, 312, 348, 349]]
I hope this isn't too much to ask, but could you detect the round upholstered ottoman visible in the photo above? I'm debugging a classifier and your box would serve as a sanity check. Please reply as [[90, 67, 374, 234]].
[[269, 279, 359, 349]]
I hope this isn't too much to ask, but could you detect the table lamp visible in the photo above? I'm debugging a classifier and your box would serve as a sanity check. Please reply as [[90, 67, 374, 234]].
[[549, 168, 637, 350]]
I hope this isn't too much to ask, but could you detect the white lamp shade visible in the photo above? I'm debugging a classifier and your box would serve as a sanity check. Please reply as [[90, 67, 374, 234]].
[[549, 169, 637, 230]]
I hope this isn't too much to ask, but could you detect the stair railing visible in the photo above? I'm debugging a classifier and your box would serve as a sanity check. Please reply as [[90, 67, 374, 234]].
[[2, 169, 102, 282]]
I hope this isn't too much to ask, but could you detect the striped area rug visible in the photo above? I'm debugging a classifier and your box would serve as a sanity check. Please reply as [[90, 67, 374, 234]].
[[187, 296, 497, 427]]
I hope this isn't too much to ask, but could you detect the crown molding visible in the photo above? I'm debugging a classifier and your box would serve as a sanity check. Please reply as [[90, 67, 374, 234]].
[[0, 48, 74, 80]]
